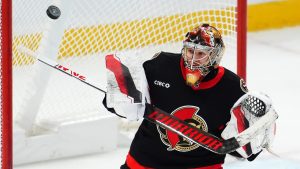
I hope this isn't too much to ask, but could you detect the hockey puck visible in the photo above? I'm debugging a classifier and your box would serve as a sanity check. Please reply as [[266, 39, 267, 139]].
[[46, 5, 61, 19]]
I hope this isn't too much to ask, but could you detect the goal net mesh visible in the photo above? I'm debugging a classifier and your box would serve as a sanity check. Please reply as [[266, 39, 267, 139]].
[[12, 0, 239, 133]]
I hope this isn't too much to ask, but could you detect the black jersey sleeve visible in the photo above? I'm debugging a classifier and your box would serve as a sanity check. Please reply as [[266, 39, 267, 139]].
[[222, 68, 249, 103]]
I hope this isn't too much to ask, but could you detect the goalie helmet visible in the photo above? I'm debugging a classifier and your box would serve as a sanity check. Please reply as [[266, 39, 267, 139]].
[[182, 24, 225, 87]]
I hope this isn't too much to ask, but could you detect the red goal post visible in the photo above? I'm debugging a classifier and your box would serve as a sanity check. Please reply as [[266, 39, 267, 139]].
[[237, 0, 247, 81], [1, 0, 13, 168]]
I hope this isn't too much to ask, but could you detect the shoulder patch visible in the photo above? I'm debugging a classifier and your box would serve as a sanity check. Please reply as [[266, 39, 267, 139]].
[[151, 52, 161, 60], [240, 79, 248, 93]]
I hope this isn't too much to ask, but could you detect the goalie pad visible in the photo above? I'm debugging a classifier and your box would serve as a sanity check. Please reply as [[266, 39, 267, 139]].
[[105, 53, 150, 121], [221, 92, 277, 158]]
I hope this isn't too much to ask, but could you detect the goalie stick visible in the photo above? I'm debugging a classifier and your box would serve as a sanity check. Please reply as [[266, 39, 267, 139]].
[[19, 47, 278, 154]]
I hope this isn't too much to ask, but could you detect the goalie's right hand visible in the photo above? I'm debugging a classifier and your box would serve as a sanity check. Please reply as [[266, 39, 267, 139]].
[[102, 94, 125, 118], [102, 94, 146, 121]]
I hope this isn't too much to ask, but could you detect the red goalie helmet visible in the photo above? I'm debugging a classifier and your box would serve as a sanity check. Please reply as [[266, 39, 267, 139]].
[[181, 24, 225, 87]]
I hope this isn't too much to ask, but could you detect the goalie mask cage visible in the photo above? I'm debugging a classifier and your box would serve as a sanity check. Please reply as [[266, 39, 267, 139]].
[[1, 0, 246, 166]]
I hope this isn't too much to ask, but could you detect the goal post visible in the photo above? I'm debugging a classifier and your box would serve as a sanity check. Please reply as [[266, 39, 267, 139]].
[[1, 0, 13, 168], [8, 0, 247, 165], [237, 0, 247, 81]]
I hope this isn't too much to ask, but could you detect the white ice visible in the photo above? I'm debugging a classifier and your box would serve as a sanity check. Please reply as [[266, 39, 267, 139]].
[[14, 27, 300, 169]]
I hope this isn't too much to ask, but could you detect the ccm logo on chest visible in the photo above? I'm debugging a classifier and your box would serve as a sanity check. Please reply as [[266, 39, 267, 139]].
[[154, 80, 170, 88]]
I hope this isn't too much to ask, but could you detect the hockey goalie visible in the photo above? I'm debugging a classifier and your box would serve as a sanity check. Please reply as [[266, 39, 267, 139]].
[[102, 24, 278, 169]]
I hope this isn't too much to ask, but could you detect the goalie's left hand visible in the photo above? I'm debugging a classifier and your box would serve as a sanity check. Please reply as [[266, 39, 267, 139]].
[[221, 92, 277, 159]]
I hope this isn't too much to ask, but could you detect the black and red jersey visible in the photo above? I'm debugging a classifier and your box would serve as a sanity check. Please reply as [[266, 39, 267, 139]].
[[125, 52, 247, 169]]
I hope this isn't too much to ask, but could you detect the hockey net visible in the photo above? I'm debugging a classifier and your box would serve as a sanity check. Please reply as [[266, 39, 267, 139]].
[[11, 0, 246, 164]]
